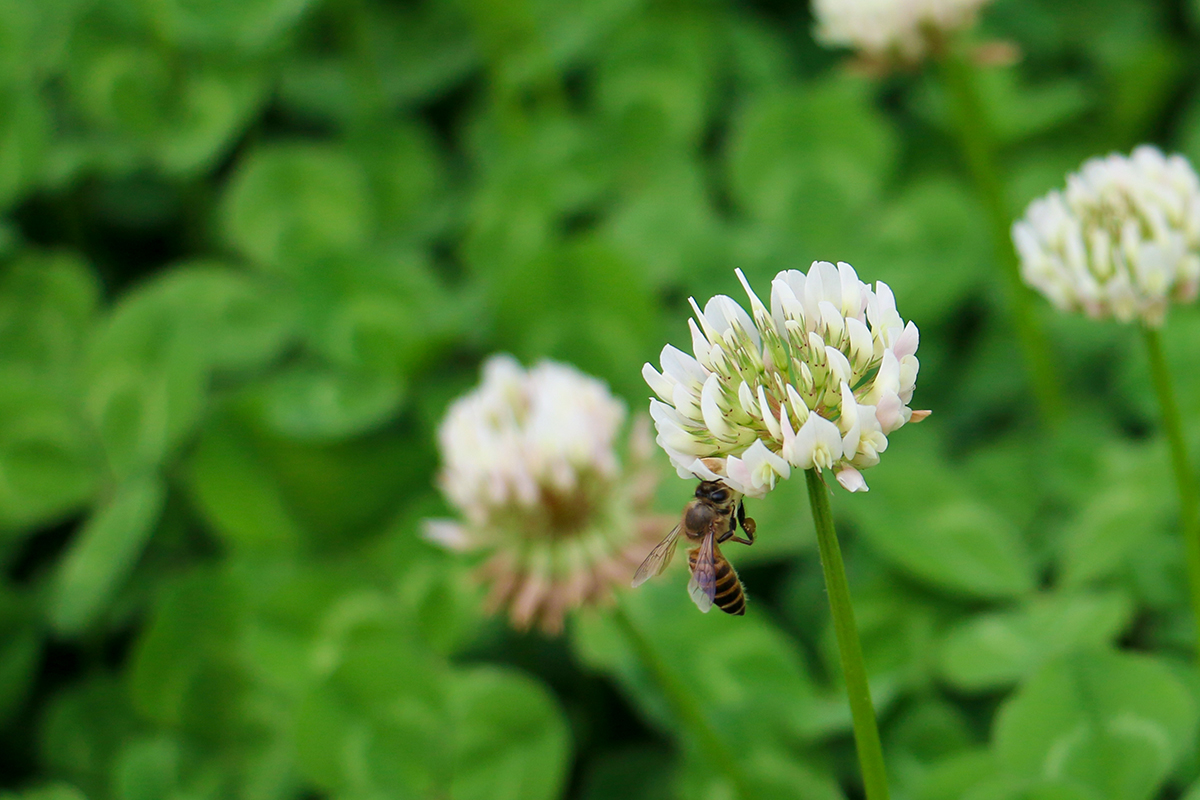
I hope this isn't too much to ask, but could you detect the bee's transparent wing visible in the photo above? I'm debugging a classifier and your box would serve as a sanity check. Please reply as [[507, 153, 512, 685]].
[[687, 530, 717, 613], [632, 524, 682, 587]]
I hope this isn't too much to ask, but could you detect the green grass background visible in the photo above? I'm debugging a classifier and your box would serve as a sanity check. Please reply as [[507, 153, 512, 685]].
[[2, 0, 1200, 798]]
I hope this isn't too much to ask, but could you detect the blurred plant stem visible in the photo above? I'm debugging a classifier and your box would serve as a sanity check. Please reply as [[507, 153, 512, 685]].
[[611, 602, 751, 799], [805, 468, 890, 800], [937, 45, 1065, 428], [1142, 325, 1200, 660]]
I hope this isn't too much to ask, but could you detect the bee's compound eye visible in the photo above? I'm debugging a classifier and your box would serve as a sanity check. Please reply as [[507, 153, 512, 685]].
[[710, 489, 728, 503]]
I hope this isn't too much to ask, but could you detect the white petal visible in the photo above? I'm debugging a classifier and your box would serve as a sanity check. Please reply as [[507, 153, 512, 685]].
[[642, 362, 674, 403], [791, 413, 843, 471], [701, 374, 736, 441], [825, 346, 853, 386], [770, 277, 805, 330], [839, 382, 862, 456], [835, 465, 868, 493], [818, 300, 845, 342], [845, 317, 873, 366], [672, 381, 702, 423], [689, 319, 713, 369], [422, 519, 474, 550], [689, 296, 720, 342], [724, 455, 760, 498], [741, 439, 790, 494], [738, 381, 758, 419], [893, 321, 920, 360], [660, 344, 708, 388], [758, 385, 782, 440], [735, 267, 772, 324]]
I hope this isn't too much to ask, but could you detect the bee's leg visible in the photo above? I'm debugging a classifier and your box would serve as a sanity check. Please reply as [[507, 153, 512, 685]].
[[724, 502, 756, 545]]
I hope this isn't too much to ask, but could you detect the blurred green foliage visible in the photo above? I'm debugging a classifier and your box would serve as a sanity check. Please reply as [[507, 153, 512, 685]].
[[2, 0, 1200, 798]]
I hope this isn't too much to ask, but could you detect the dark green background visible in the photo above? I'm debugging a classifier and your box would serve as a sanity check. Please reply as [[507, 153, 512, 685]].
[[2, 0, 1200, 798]]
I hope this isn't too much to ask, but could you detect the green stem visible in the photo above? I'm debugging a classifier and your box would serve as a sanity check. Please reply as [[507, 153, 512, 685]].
[[611, 602, 751, 799], [805, 469, 890, 800], [937, 45, 1065, 427], [1142, 325, 1200, 659]]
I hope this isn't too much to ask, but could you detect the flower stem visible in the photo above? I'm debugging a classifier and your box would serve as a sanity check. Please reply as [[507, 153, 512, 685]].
[[1142, 325, 1200, 658], [937, 44, 1065, 428], [805, 468, 890, 800], [611, 602, 751, 798]]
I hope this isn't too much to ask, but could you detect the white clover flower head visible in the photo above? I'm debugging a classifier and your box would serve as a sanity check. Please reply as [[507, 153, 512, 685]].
[[425, 355, 667, 634], [1013, 146, 1200, 328], [812, 0, 993, 63], [644, 263, 928, 497]]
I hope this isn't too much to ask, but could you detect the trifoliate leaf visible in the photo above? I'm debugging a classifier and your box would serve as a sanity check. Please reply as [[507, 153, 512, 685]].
[[995, 650, 1197, 800], [48, 475, 166, 634]]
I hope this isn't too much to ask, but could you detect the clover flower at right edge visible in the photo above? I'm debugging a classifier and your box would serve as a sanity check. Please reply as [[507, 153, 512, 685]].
[[1012, 146, 1200, 328], [643, 262, 929, 497]]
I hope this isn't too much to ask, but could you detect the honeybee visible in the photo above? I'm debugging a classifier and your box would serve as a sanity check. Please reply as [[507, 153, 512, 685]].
[[632, 481, 756, 615]]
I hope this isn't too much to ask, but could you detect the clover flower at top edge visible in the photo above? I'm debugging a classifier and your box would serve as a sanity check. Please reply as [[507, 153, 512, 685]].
[[643, 262, 930, 497], [812, 0, 994, 65], [1013, 145, 1200, 328]]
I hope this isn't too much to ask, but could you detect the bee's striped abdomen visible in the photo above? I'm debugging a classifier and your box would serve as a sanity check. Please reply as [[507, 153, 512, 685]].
[[689, 547, 746, 616]]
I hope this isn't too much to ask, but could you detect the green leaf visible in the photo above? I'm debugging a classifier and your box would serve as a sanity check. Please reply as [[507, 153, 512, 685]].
[[352, 124, 449, 244], [447, 666, 571, 800], [152, 67, 269, 176], [128, 568, 241, 729], [1059, 486, 1166, 589], [39, 676, 140, 796], [594, 12, 721, 149], [0, 375, 98, 531], [995, 650, 1197, 800], [141, 0, 318, 52], [601, 161, 728, 290], [938, 591, 1133, 691], [48, 475, 166, 634], [0, 587, 39, 725], [0, 250, 100, 376], [112, 737, 183, 800], [852, 445, 1036, 599], [727, 75, 897, 229], [866, 176, 988, 323], [249, 359, 404, 441], [0, 87, 48, 208], [144, 262, 298, 375], [294, 604, 450, 796], [0, 787, 89, 800], [182, 414, 302, 551], [573, 580, 818, 750], [84, 272, 231, 477], [579, 746, 673, 800], [220, 143, 374, 272], [676, 748, 842, 800], [84, 263, 292, 477]]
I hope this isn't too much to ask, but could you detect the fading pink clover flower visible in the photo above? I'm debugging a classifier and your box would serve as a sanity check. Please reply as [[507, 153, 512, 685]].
[[643, 263, 928, 496], [425, 355, 667, 634]]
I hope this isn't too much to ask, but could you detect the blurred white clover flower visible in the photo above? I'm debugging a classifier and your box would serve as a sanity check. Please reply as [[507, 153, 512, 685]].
[[812, 0, 993, 63], [1013, 146, 1200, 327], [424, 355, 667, 634], [643, 263, 928, 497]]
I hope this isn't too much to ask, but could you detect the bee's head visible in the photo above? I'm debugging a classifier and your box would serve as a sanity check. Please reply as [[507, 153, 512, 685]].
[[696, 481, 730, 505]]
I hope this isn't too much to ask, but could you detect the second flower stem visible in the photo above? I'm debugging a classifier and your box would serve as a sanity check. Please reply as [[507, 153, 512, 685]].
[[611, 602, 751, 799], [805, 468, 890, 800], [938, 45, 1065, 428], [1142, 325, 1200, 659]]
